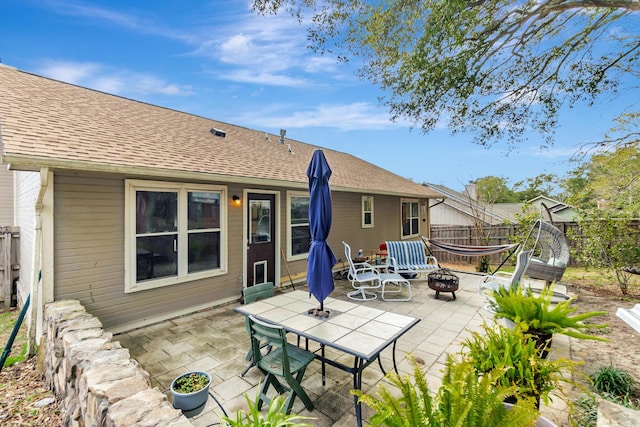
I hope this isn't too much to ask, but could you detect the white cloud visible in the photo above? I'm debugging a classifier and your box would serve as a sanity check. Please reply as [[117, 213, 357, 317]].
[[190, 8, 345, 85], [233, 102, 402, 131], [528, 146, 578, 159], [218, 70, 308, 86], [40, 62, 101, 84], [46, 0, 196, 43], [37, 61, 192, 96], [46, 2, 345, 88]]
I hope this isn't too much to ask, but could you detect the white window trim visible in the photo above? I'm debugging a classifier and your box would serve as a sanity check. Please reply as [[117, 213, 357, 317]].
[[124, 179, 228, 293], [401, 199, 420, 239], [361, 195, 374, 228], [286, 191, 310, 261]]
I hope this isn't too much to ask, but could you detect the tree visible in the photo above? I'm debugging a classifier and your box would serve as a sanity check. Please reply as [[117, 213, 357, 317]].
[[569, 210, 640, 295], [566, 143, 640, 214], [463, 183, 500, 272], [563, 143, 640, 294], [473, 176, 519, 203], [513, 173, 560, 202], [253, 1, 640, 148]]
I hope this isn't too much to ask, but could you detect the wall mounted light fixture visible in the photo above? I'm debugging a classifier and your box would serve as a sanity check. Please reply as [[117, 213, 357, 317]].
[[232, 195, 241, 206]]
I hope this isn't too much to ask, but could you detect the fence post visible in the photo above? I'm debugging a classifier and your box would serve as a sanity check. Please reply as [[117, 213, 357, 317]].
[[0, 227, 20, 309], [1, 228, 10, 308]]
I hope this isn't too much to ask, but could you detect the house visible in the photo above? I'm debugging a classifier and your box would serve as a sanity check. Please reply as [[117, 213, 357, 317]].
[[526, 195, 578, 221], [425, 183, 515, 226], [0, 64, 442, 339], [424, 183, 577, 226]]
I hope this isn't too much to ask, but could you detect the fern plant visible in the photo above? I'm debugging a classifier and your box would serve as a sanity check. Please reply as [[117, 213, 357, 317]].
[[490, 284, 608, 340], [352, 355, 539, 426], [462, 323, 578, 407]]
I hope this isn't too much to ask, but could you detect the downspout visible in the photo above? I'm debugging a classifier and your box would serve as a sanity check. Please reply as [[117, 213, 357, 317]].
[[27, 167, 48, 357]]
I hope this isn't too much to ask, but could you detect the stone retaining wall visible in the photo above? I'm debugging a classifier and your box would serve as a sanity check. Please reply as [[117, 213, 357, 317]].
[[42, 300, 191, 426]]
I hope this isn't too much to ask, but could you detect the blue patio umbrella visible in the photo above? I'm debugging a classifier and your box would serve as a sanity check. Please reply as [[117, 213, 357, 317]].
[[306, 149, 337, 313]]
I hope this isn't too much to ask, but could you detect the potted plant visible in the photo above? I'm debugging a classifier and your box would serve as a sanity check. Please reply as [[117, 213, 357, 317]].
[[490, 284, 608, 355], [461, 323, 578, 408], [352, 355, 546, 426], [170, 371, 211, 411]]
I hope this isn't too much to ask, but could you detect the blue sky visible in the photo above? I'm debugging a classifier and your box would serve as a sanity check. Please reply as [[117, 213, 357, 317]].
[[1, 1, 635, 192]]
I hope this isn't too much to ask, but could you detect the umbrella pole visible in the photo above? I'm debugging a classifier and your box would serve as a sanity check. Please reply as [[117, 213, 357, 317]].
[[280, 247, 296, 290]]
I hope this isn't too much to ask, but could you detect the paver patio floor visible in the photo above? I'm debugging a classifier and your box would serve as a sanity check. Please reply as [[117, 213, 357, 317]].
[[114, 272, 570, 426]]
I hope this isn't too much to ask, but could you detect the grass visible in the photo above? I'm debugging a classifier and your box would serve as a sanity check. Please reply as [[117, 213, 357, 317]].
[[0, 308, 29, 368]]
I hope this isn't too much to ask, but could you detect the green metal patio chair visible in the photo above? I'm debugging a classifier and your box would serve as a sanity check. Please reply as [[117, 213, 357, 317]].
[[241, 282, 275, 377], [247, 315, 315, 413]]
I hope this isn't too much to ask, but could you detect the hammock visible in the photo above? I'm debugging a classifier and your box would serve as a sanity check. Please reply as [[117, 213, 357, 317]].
[[421, 236, 521, 275], [425, 238, 520, 257]]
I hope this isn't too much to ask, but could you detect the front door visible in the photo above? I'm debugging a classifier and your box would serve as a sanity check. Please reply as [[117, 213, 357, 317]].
[[246, 193, 276, 286]]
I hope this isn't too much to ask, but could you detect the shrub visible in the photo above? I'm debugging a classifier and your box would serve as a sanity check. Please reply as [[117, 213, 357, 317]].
[[490, 284, 608, 341], [352, 355, 540, 427], [462, 323, 577, 406], [220, 388, 314, 427], [590, 365, 636, 398]]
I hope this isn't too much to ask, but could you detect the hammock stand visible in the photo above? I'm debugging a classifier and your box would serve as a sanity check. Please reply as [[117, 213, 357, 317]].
[[421, 236, 520, 275]]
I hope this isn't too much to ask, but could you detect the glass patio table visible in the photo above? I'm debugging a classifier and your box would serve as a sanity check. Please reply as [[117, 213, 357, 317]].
[[234, 289, 420, 427]]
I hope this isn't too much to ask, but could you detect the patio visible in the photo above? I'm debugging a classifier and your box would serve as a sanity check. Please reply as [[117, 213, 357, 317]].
[[114, 272, 570, 426]]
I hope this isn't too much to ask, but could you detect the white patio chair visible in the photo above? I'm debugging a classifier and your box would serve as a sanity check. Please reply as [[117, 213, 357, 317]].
[[478, 250, 532, 312], [342, 241, 382, 301]]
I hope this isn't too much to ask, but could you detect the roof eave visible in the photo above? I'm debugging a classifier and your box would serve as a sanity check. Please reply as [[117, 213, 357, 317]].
[[3, 154, 439, 198]]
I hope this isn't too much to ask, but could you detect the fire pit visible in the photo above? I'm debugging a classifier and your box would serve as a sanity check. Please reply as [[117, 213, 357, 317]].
[[427, 269, 459, 300]]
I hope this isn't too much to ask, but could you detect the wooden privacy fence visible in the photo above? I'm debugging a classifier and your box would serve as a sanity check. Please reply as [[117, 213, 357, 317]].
[[428, 225, 516, 265], [428, 222, 583, 266], [0, 226, 20, 308]]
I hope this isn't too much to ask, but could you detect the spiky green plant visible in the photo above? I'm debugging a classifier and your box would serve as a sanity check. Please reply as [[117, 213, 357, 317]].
[[490, 284, 608, 340], [590, 365, 636, 398], [352, 355, 539, 426], [219, 387, 314, 427]]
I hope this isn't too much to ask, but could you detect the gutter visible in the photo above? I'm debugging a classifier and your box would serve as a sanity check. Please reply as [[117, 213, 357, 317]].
[[430, 198, 446, 208], [27, 167, 48, 357], [4, 154, 440, 199]]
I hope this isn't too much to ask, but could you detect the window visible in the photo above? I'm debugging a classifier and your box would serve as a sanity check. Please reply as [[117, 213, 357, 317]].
[[125, 180, 226, 292], [362, 196, 374, 228], [287, 192, 310, 259], [401, 200, 420, 238]]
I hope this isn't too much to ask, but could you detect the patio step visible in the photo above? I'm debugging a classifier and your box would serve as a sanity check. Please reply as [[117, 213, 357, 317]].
[[616, 304, 640, 334]]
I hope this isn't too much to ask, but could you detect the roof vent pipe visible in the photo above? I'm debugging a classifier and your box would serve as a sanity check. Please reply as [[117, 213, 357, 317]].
[[279, 129, 286, 144]]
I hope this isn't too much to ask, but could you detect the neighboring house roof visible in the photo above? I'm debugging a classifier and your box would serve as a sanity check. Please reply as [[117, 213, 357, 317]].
[[0, 65, 441, 199], [425, 183, 575, 224]]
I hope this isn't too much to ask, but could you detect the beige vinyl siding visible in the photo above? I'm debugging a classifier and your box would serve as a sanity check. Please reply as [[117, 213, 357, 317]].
[[0, 167, 13, 226], [54, 173, 243, 332], [14, 171, 39, 305], [328, 193, 411, 259]]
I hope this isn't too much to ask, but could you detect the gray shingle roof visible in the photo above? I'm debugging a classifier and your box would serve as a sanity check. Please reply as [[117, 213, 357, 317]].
[[0, 65, 441, 198]]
